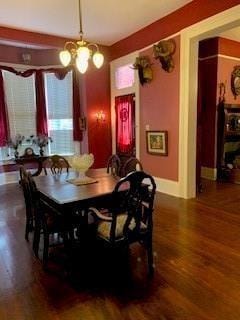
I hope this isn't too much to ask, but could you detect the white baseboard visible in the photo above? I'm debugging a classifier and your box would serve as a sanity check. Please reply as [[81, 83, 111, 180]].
[[201, 166, 217, 181], [153, 176, 180, 198]]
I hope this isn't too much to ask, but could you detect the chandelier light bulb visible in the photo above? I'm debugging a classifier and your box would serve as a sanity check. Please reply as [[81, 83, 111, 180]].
[[77, 46, 90, 61], [59, 50, 71, 66], [93, 51, 104, 69], [76, 57, 89, 74]]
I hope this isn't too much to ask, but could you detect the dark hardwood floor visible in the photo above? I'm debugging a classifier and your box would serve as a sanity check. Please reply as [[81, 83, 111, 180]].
[[0, 180, 240, 319]]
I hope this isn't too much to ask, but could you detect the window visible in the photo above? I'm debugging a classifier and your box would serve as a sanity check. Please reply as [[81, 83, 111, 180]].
[[0, 70, 75, 161], [2, 71, 36, 157], [115, 64, 135, 89], [44, 71, 74, 155]]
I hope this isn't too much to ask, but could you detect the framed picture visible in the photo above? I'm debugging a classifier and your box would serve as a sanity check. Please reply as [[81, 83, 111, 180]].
[[146, 131, 168, 156]]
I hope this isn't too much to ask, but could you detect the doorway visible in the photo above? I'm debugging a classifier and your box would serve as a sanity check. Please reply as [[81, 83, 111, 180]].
[[178, 5, 240, 199]]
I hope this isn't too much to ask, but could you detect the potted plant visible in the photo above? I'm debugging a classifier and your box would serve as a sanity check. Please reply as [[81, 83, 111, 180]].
[[132, 56, 153, 85], [27, 134, 53, 156], [6, 134, 25, 158]]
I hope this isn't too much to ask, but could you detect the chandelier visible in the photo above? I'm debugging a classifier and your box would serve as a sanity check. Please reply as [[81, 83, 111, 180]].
[[59, 0, 104, 74]]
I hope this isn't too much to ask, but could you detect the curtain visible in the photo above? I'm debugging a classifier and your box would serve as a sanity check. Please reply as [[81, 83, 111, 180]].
[[35, 71, 48, 135], [0, 70, 9, 146], [72, 68, 82, 141], [115, 94, 135, 155]]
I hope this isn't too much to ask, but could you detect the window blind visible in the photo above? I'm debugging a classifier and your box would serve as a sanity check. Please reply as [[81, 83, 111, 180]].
[[44, 71, 74, 155], [3, 71, 36, 139]]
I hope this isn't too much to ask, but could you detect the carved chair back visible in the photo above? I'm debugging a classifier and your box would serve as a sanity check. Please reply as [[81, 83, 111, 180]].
[[107, 154, 121, 176]]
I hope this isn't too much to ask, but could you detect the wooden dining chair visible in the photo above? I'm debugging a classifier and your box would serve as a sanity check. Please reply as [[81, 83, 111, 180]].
[[20, 165, 35, 241], [27, 173, 72, 269], [120, 157, 143, 177], [88, 170, 156, 275], [43, 154, 70, 175], [106, 154, 121, 177]]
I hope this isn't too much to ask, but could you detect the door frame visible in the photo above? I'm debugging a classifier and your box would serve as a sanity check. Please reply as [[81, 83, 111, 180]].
[[179, 4, 240, 198], [110, 51, 140, 159]]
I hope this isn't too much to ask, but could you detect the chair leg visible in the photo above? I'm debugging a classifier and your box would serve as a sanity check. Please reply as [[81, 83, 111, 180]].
[[25, 220, 30, 241], [43, 231, 49, 269], [25, 215, 34, 241], [146, 236, 154, 276], [33, 225, 41, 258]]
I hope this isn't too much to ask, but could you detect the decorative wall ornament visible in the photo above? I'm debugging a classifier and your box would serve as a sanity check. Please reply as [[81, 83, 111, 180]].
[[132, 56, 153, 86], [153, 39, 176, 73], [218, 82, 226, 103], [231, 65, 240, 99]]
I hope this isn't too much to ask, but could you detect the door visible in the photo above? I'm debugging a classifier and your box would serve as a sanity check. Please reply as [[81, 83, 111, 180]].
[[115, 93, 135, 163]]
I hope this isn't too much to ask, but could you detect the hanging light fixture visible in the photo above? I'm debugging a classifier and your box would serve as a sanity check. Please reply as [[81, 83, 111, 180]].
[[59, 0, 104, 73]]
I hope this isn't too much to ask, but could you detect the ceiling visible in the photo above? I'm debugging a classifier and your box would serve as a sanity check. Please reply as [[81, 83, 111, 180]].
[[0, 0, 239, 49], [0, 0, 194, 46]]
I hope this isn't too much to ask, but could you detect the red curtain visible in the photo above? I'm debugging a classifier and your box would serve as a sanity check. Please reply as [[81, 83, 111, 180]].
[[72, 68, 82, 141], [115, 94, 135, 155], [35, 71, 48, 135], [0, 71, 9, 146]]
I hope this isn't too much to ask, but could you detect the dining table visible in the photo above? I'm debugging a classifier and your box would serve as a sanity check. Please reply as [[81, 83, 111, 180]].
[[33, 170, 122, 229]]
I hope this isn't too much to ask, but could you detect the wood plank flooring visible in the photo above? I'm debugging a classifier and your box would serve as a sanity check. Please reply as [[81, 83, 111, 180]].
[[0, 180, 240, 319]]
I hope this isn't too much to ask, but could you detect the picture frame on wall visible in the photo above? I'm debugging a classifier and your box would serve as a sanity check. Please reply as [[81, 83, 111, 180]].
[[146, 130, 168, 156]]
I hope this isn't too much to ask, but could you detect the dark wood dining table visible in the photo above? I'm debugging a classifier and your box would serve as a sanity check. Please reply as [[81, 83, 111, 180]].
[[34, 170, 121, 219]]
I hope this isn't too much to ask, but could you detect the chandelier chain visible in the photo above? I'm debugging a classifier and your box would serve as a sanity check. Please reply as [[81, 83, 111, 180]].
[[78, 0, 83, 38]]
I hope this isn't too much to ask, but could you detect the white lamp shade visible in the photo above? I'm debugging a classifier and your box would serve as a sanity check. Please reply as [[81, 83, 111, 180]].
[[77, 46, 90, 61], [76, 57, 89, 74], [59, 50, 71, 66], [93, 51, 104, 68]]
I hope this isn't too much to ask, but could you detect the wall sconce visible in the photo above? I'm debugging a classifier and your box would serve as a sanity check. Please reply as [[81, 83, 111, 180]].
[[96, 110, 106, 122]]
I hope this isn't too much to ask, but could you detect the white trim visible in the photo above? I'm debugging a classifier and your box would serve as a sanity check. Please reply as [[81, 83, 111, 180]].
[[110, 51, 140, 158], [154, 176, 180, 198], [201, 166, 217, 181], [179, 4, 240, 198], [199, 54, 240, 62]]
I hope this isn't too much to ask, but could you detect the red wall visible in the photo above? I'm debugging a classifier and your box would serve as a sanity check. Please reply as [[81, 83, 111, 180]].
[[84, 59, 112, 168], [139, 36, 180, 181], [198, 56, 218, 168]]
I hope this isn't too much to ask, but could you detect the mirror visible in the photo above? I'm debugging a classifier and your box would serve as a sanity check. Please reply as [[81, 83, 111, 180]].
[[231, 65, 240, 99]]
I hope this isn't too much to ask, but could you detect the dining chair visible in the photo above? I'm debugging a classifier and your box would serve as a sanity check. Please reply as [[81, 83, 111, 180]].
[[106, 154, 121, 177], [20, 165, 35, 241], [120, 157, 143, 177], [27, 173, 72, 269], [43, 154, 70, 175], [88, 170, 156, 275]]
